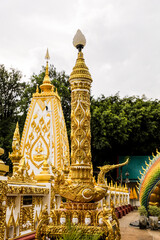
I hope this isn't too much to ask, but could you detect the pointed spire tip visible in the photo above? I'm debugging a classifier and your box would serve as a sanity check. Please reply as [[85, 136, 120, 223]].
[[45, 48, 50, 60]]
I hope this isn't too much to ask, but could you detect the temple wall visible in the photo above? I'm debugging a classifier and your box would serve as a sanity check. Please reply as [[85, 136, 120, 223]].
[[2, 182, 50, 240]]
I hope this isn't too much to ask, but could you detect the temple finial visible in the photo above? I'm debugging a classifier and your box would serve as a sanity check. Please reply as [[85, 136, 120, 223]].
[[9, 121, 22, 174], [45, 48, 50, 60], [36, 84, 39, 93], [45, 49, 49, 79], [14, 122, 20, 142], [40, 49, 52, 92], [73, 29, 86, 52]]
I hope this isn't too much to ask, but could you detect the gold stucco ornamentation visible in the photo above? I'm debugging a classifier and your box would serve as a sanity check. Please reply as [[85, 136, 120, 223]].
[[8, 156, 36, 184], [37, 202, 120, 239], [0, 180, 7, 239], [35, 204, 49, 240], [97, 158, 129, 184], [22, 206, 33, 231], [9, 122, 22, 174], [7, 185, 49, 195], [7, 207, 16, 238], [28, 118, 50, 169], [50, 184, 55, 210], [6, 196, 16, 209], [35, 157, 51, 183], [34, 196, 43, 207]]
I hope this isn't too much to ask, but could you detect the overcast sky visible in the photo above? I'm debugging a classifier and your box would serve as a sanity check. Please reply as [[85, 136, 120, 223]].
[[1, 0, 160, 99]]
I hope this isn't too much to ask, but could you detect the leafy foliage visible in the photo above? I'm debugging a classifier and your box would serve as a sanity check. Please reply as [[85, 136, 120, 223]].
[[58, 221, 102, 240], [0, 64, 26, 152], [91, 94, 160, 167], [138, 206, 147, 216], [148, 205, 160, 217]]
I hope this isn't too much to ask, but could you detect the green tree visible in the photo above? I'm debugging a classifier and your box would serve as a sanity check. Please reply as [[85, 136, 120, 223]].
[[91, 94, 160, 169], [0, 64, 26, 152], [0, 65, 26, 171]]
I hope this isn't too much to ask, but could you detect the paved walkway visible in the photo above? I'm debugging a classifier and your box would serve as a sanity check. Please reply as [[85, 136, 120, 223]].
[[119, 211, 160, 240]]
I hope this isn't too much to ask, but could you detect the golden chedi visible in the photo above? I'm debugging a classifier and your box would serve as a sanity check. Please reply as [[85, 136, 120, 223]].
[[20, 50, 70, 177]]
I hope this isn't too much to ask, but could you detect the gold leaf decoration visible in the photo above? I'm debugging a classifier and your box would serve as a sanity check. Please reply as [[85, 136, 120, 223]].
[[31, 120, 36, 129], [39, 117, 45, 126]]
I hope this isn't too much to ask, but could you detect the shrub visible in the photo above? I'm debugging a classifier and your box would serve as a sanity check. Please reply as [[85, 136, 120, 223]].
[[148, 205, 160, 217], [138, 206, 147, 216], [58, 221, 102, 240]]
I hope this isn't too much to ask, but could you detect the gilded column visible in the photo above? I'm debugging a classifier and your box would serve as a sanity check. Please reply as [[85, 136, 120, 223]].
[[69, 30, 93, 182]]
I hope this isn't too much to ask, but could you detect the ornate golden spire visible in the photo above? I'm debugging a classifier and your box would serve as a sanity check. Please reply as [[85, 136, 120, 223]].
[[70, 30, 92, 82], [36, 84, 39, 93], [9, 122, 22, 173], [40, 49, 52, 93], [44, 48, 50, 81], [69, 30, 93, 183], [45, 48, 50, 59], [14, 122, 20, 142]]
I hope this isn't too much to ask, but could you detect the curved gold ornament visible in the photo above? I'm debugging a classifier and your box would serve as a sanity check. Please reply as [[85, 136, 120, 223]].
[[98, 158, 129, 184]]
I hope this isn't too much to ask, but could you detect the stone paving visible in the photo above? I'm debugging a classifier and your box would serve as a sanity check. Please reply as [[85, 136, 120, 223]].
[[119, 211, 160, 240]]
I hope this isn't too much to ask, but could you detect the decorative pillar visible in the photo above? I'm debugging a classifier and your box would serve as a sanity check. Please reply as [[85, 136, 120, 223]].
[[69, 30, 93, 183]]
